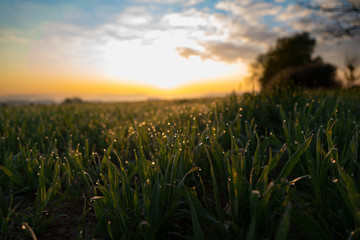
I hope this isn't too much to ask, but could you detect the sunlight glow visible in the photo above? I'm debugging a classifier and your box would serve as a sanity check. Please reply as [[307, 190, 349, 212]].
[[94, 31, 246, 89]]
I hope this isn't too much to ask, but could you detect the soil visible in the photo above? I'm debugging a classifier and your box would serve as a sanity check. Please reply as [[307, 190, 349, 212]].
[[37, 201, 97, 240]]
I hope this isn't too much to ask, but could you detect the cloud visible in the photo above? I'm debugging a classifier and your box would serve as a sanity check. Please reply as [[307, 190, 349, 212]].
[[177, 47, 206, 59], [134, 0, 204, 6], [177, 42, 260, 63], [215, 1, 282, 24], [271, 4, 322, 38], [289, 18, 321, 33], [115, 7, 155, 27], [184, 0, 204, 6], [161, 10, 209, 28], [0, 32, 28, 43], [276, 4, 312, 22], [163, 5, 272, 63]]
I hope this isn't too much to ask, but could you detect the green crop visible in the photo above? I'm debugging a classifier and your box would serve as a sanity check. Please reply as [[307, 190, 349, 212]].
[[1, 88, 359, 239]]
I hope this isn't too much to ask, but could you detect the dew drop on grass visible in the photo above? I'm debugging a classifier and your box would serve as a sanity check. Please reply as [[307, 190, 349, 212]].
[[251, 190, 261, 197]]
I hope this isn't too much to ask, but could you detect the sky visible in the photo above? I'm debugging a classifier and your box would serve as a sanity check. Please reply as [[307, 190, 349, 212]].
[[0, 0, 359, 101]]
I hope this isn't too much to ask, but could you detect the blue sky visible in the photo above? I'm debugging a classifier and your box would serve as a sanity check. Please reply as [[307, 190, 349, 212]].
[[0, 0, 291, 31], [0, 0, 359, 97]]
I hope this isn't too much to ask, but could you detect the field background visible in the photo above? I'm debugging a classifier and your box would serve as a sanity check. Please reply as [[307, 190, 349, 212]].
[[1, 88, 360, 239]]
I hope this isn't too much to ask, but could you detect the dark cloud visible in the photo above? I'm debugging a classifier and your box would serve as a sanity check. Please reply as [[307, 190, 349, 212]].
[[177, 42, 261, 63], [177, 47, 207, 59]]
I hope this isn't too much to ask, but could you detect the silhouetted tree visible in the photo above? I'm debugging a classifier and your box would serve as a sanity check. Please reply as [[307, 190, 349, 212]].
[[270, 63, 340, 89], [62, 97, 83, 104], [300, 0, 360, 38], [251, 32, 341, 89], [252, 32, 322, 89]]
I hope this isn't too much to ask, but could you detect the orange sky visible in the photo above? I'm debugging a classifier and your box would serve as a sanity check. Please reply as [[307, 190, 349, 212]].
[[0, 67, 252, 100]]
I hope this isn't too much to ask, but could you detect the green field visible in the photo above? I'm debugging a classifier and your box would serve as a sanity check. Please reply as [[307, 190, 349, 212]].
[[1, 88, 360, 239]]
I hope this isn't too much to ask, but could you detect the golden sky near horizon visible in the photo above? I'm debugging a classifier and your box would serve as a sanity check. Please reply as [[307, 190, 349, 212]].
[[0, 62, 249, 97]]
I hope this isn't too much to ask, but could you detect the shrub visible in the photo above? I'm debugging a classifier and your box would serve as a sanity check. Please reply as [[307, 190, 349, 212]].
[[269, 63, 341, 89]]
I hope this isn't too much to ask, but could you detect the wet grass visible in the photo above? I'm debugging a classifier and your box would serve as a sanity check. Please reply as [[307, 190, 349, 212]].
[[1, 88, 360, 239]]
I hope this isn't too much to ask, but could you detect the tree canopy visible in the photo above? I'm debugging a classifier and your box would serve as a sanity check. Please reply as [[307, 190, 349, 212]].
[[254, 32, 320, 89]]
